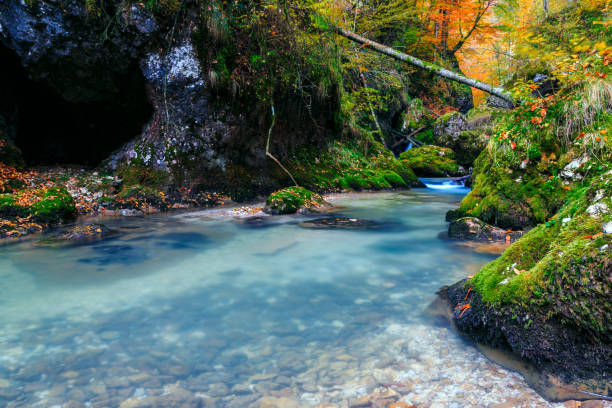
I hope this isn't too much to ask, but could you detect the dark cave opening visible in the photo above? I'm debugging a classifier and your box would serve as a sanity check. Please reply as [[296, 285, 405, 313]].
[[0, 45, 153, 167]]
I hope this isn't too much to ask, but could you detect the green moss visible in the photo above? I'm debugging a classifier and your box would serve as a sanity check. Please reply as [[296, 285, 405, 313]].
[[456, 150, 568, 229], [399, 145, 459, 176], [117, 164, 168, 189], [265, 186, 325, 214], [469, 166, 612, 339], [0, 186, 76, 224], [285, 140, 418, 193]]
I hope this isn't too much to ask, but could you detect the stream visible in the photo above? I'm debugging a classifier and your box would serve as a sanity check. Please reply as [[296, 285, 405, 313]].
[[0, 186, 583, 407]]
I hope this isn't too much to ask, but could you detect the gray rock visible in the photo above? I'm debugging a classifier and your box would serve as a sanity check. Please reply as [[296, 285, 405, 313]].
[[486, 95, 515, 109], [587, 202, 609, 218], [449, 217, 523, 242]]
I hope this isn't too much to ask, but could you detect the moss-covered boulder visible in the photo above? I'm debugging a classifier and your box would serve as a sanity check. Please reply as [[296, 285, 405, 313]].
[[452, 149, 570, 230], [440, 144, 612, 400], [400, 145, 459, 177], [0, 186, 76, 224], [264, 186, 330, 215]]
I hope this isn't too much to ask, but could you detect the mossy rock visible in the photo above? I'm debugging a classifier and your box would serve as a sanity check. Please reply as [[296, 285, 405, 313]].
[[439, 173, 612, 398], [399, 145, 459, 177], [117, 164, 169, 189], [456, 150, 568, 230], [264, 186, 330, 215], [433, 113, 487, 167], [0, 186, 76, 224]]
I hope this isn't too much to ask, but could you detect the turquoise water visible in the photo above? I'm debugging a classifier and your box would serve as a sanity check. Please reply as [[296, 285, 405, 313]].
[[0, 189, 562, 407]]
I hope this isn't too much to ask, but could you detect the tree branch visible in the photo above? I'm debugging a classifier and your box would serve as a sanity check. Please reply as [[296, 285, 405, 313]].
[[451, 0, 491, 55], [266, 105, 299, 186], [334, 26, 514, 105]]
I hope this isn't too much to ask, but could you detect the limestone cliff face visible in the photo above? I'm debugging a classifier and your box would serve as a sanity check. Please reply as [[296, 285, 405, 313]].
[[0, 0, 339, 190], [0, 0, 230, 170]]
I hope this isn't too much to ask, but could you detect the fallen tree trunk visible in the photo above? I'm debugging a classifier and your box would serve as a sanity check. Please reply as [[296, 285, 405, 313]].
[[335, 27, 515, 106]]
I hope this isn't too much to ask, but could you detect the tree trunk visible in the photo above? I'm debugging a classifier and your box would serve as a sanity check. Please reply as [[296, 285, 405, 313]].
[[335, 27, 515, 106]]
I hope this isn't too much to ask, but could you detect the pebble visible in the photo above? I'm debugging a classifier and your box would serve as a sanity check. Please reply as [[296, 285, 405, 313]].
[[208, 382, 229, 397], [258, 396, 300, 408]]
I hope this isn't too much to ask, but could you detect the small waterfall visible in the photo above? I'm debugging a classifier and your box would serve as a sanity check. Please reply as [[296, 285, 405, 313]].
[[419, 177, 468, 190]]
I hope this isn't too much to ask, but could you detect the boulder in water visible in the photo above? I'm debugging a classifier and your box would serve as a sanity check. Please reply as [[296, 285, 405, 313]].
[[38, 223, 114, 246], [448, 217, 523, 242], [264, 186, 332, 215], [299, 217, 380, 230]]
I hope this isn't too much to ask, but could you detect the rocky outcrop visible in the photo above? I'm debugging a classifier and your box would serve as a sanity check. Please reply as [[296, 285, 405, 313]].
[[0, 0, 340, 197], [433, 112, 488, 167], [0, 0, 229, 170]]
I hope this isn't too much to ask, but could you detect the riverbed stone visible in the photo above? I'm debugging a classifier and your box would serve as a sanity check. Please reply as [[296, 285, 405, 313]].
[[257, 396, 300, 408], [208, 382, 230, 397]]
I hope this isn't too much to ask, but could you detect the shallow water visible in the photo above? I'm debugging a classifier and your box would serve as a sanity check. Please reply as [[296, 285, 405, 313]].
[[0, 189, 598, 407]]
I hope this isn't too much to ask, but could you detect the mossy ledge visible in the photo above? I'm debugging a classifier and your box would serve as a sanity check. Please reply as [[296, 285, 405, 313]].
[[0, 186, 76, 226], [399, 145, 459, 177]]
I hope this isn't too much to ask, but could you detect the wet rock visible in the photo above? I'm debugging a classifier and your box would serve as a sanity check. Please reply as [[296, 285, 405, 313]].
[[127, 372, 151, 384], [348, 395, 373, 407], [0, 387, 19, 399], [48, 383, 67, 397], [226, 394, 260, 407], [448, 217, 523, 242], [119, 209, 145, 217], [231, 382, 253, 395], [359, 375, 379, 393], [299, 217, 380, 230], [217, 352, 248, 367], [63, 401, 86, 408], [257, 396, 300, 408], [88, 381, 107, 395], [208, 382, 229, 397], [438, 280, 612, 402]]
